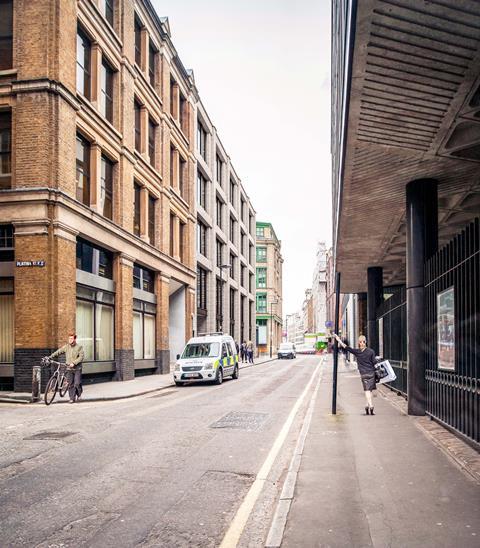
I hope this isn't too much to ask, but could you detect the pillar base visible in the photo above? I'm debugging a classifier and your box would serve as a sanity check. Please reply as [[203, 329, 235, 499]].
[[115, 349, 134, 381], [155, 349, 170, 374]]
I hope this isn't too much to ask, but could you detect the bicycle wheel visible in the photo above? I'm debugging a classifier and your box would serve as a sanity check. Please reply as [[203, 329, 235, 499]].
[[44, 375, 58, 405], [58, 375, 69, 398]]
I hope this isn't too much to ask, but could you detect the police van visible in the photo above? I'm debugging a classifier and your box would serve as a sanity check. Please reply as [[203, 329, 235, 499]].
[[173, 333, 239, 386]]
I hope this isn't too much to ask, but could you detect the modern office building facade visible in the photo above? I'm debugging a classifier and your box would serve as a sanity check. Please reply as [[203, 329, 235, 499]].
[[0, 0, 198, 390], [195, 100, 256, 343], [256, 221, 283, 356], [332, 0, 480, 445]]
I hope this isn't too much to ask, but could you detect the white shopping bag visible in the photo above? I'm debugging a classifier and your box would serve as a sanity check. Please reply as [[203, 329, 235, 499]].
[[376, 359, 397, 384]]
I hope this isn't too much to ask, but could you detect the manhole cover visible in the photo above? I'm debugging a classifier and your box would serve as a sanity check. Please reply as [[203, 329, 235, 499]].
[[210, 412, 268, 431], [24, 431, 77, 440]]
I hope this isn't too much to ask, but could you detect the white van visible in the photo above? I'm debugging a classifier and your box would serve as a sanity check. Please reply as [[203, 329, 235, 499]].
[[277, 342, 296, 359], [173, 333, 239, 386]]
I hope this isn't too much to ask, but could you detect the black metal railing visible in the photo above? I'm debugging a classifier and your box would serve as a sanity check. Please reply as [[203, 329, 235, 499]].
[[425, 217, 479, 445]]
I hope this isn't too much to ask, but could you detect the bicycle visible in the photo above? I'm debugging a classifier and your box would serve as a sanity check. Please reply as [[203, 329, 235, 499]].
[[41, 357, 71, 406]]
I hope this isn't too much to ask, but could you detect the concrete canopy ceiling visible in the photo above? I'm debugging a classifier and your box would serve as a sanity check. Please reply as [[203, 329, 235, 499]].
[[335, 0, 480, 293]]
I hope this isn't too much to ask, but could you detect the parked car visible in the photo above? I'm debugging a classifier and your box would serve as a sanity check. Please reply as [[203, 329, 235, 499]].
[[277, 342, 296, 359], [173, 333, 239, 386]]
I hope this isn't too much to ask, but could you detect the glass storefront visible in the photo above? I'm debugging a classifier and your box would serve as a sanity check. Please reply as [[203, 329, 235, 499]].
[[0, 278, 14, 362], [133, 299, 156, 359]]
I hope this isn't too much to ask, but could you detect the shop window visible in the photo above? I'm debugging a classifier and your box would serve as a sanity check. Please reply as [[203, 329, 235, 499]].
[[0, 225, 13, 262], [0, 278, 14, 363], [76, 26, 91, 98], [133, 299, 156, 359], [76, 285, 114, 361], [0, 110, 11, 189], [133, 264, 154, 293], [76, 134, 91, 206], [76, 238, 113, 279]]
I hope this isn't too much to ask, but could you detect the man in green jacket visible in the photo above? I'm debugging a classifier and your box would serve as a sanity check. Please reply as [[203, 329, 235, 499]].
[[49, 333, 85, 403]]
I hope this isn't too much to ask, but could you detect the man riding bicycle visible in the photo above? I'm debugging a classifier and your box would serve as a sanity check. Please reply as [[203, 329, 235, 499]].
[[48, 333, 84, 403]]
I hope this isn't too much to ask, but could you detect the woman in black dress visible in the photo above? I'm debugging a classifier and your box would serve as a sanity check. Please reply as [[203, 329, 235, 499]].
[[333, 333, 378, 415]]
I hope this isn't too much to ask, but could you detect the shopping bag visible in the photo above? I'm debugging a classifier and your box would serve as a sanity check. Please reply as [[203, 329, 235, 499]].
[[375, 359, 396, 384]]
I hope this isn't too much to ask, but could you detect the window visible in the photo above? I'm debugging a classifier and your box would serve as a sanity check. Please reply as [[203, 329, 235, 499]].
[[257, 246, 267, 262], [170, 77, 177, 118], [249, 213, 254, 235], [257, 267, 267, 288], [241, 231, 246, 257], [0, 111, 11, 189], [0, 225, 14, 262], [240, 295, 246, 341], [257, 319, 267, 345], [250, 244, 254, 265], [148, 40, 156, 87], [197, 267, 207, 310], [179, 156, 186, 198], [216, 198, 223, 229], [197, 171, 207, 209], [229, 216, 236, 243], [102, 0, 114, 26], [230, 288, 236, 337], [230, 253, 235, 278], [230, 179, 236, 205], [197, 120, 207, 159], [76, 285, 114, 361], [249, 273, 254, 293], [197, 221, 207, 256], [76, 27, 91, 98], [100, 60, 114, 122], [133, 264, 154, 293], [76, 134, 90, 206], [256, 225, 265, 238], [169, 213, 175, 256], [133, 299, 156, 359], [241, 198, 246, 223], [0, 278, 14, 363], [100, 155, 113, 220], [240, 265, 246, 288], [148, 194, 156, 245], [170, 146, 176, 187], [180, 92, 188, 135], [216, 154, 223, 185], [148, 118, 156, 168], [134, 183, 141, 236], [134, 100, 141, 152], [76, 238, 113, 279], [256, 293, 267, 314], [0, 0, 13, 70], [216, 238, 223, 267], [134, 15, 142, 67], [216, 277, 223, 331]]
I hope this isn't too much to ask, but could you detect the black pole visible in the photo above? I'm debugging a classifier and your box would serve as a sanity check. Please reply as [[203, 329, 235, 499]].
[[332, 271, 341, 415]]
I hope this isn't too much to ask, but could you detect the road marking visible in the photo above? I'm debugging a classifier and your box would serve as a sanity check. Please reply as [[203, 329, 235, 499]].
[[265, 361, 324, 547], [219, 358, 323, 548]]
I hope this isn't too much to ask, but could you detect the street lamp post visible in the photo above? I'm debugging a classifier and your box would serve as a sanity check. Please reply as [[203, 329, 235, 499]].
[[218, 263, 231, 332], [270, 300, 278, 358]]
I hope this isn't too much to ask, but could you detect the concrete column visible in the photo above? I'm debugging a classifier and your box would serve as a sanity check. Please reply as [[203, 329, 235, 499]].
[[155, 274, 170, 374], [406, 179, 438, 416], [139, 186, 149, 240], [90, 44, 102, 106], [367, 267, 383, 354], [140, 106, 148, 156], [114, 254, 134, 381], [90, 144, 102, 212]]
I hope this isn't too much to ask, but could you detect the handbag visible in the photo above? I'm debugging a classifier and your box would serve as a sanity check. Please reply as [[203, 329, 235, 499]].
[[374, 362, 389, 382]]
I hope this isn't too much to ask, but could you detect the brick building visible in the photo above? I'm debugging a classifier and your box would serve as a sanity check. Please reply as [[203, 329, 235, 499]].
[[0, 0, 199, 390], [195, 100, 256, 343], [255, 221, 283, 357]]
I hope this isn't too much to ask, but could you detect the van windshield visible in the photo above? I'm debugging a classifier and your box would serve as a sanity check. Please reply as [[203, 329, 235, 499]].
[[182, 343, 220, 359]]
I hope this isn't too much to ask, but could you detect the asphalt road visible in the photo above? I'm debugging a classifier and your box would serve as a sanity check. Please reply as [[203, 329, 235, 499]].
[[0, 355, 322, 547]]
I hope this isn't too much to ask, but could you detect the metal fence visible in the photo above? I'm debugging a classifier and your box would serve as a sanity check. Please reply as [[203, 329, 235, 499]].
[[377, 286, 407, 396], [425, 217, 479, 445]]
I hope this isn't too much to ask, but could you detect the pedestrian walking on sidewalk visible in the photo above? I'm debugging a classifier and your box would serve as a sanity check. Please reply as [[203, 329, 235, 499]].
[[333, 333, 377, 415], [246, 340, 254, 364], [240, 341, 247, 363], [48, 333, 84, 403]]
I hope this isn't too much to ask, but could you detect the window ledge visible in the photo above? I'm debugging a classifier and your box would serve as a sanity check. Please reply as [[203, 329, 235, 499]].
[[0, 68, 17, 76]]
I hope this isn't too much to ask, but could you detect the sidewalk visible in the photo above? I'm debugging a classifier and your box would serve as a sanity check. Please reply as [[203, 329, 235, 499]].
[[0, 356, 276, 404], [278, 356, 480, 548]]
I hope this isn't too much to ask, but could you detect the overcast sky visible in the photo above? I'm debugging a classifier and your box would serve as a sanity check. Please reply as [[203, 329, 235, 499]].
[[152, 0, 332, 316]]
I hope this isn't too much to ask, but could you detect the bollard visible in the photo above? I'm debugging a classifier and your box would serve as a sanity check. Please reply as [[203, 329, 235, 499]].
[[32, 365, 41, 403]]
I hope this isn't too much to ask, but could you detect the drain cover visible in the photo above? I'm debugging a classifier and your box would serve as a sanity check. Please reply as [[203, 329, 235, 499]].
[[210, 412, 268, 431], [24, 431, 77, 440]]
